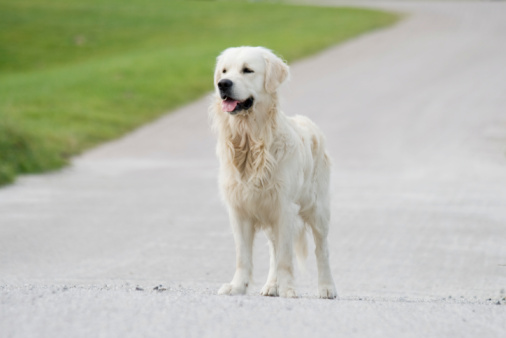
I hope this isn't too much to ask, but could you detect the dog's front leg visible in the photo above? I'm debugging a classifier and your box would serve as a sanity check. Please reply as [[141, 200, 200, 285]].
[[275, 205, 298, 298], [218, 209, 254, 296], [260, 229, 279, 297]]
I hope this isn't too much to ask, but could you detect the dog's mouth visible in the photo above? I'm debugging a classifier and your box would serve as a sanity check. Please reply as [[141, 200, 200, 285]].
[[221, 96, 254, 114]]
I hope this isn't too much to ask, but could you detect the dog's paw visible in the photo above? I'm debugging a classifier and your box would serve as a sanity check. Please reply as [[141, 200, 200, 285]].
[[260, 283, 279, 297], [218, 283, 247, 296], [318, 284, 338, 299], [279, 286, 298, 298]]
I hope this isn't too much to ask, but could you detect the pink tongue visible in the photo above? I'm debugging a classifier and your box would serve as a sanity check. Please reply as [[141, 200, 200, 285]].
[[222, 99, 239, 112]]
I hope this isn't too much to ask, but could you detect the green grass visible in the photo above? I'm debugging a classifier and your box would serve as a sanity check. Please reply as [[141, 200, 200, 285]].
[[0, 0, 398, 185]]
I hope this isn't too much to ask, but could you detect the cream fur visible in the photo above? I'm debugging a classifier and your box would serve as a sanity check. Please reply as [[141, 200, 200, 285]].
[[210, 46, 337, 299]]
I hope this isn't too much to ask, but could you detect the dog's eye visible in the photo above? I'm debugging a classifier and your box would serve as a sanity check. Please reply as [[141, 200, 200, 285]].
[[222, 69, 227, 74], [242, 67, 254, 74]]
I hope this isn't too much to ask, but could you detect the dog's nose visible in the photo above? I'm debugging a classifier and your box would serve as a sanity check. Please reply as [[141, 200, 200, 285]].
[[218, 79, 233, 91]]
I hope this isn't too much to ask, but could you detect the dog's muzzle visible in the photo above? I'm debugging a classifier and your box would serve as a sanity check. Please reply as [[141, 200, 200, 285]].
[[218, 79, 254, 114]]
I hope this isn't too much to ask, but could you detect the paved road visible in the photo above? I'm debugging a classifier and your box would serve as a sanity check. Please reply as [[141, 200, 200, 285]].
[[1, 1, 505, 337]]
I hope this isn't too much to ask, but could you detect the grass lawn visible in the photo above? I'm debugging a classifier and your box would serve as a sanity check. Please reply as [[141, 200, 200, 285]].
[[0, 0, 398, 185]]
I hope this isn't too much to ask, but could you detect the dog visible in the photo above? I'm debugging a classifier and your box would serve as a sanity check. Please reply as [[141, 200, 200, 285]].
[[210, 46, 337, 299]]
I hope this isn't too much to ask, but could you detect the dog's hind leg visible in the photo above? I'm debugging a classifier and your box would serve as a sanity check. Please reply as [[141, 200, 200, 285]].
[[307, 206, 338, 299], [218, 209, 255, 296]]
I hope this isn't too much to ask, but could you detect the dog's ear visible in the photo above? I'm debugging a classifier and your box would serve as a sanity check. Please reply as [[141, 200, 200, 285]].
[[264, 50, 290, 94]]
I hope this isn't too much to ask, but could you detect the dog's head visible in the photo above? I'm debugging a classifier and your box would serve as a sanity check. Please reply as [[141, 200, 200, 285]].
[[214, 46, 289, 115]]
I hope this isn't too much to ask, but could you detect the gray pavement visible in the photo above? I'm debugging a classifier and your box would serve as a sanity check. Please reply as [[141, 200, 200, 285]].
[[1, 1, 506, 337]]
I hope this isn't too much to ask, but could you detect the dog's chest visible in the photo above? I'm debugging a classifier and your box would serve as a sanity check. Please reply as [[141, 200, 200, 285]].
[[218, 125, 292, 218], [222, 175, 280, 218], [221, 141, 280, 210]]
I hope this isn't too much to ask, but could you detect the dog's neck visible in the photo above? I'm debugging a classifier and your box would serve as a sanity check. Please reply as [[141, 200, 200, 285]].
[[212, 94, 279, 184]]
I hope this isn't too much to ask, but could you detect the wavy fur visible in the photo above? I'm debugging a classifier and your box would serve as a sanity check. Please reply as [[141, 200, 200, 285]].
[[210, 46, 337, 299]]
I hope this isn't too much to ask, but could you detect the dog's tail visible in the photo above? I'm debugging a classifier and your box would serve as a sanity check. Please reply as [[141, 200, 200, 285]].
[[295, 225, 309, 272]]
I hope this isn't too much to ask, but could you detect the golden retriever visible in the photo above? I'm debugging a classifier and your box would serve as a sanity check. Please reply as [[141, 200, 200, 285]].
[[210, 46, 337, 299]]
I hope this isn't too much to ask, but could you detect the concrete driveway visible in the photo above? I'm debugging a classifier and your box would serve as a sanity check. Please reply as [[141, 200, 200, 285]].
[[1, 1, 505, 337]]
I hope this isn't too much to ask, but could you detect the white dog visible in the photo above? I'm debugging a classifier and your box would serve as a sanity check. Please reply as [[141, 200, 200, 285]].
[[210, 46, 337, 299]]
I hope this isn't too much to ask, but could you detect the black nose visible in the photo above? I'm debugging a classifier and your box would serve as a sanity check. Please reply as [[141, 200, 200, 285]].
[[218, 79, 233, 91]]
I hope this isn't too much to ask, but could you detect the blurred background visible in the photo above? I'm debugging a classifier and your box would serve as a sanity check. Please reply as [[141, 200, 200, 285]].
[[1, 0, 506, 336], [0, 0, 396, 185]]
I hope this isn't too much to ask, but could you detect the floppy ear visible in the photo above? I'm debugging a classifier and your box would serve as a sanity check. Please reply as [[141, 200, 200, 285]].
[[264, 51, 290, 94]]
